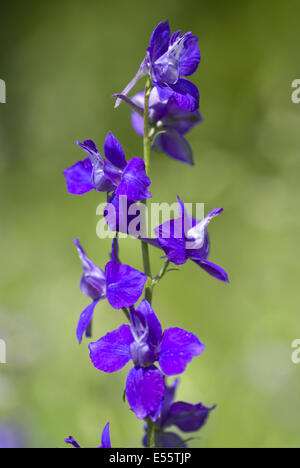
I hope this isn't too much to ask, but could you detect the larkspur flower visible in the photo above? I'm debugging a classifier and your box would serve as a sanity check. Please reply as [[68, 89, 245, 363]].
[[73, 238, 147, 343], [131, 88, 202, 165], [64, 132, 151, 201], [0, 424, 26, 449], [89, 299, 205, 420], [65, 422, 111, 448], [154, 197, 229, 282], [115, 20, 200, 112], [143, 379, 215, 448]]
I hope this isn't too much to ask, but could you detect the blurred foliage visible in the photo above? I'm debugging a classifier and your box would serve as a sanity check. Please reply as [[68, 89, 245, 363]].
[[0, 0, 300, 448]]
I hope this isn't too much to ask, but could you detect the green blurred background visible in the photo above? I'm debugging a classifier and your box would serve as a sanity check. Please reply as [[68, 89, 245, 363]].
[[1, 0, 300, 448]]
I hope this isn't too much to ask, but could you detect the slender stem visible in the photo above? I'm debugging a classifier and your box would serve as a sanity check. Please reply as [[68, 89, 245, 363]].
[[141, 76, 153, 305], [141, 77, 156, 449], [121, 307, 130, 322], [146, 418, 155, 449], [153, 259, 170, 286]]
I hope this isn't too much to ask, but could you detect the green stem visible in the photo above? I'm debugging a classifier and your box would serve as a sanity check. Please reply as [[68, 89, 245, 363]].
[[146, 418, 155, 449], [141, 76, 153, 305], [141, 77, 156, 449]]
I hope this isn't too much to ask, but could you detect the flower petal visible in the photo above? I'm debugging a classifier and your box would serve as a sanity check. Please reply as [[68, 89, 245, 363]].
[[63, 158, 93, 195], [73, 238, 106, 300], [148, 20, 170, 62], [157, 79, 199, 112], [89, 325, 133, 373], [115, 157, 152, 201], [76, 299, 102, 344], [99, 423, 111, 448], [192, 258, 229, 283], [179, 35, 201, 76], [136, 299, 163, 348], [126, 366, 165, 419], [154, 219, 187, 265], [105, 260, 147, 309], [65, 436, 81, 448], [166, 402, 216, 432], [154, 130, 194, 165], [103, 132, 127, 170], [159, 327, 205, 375]]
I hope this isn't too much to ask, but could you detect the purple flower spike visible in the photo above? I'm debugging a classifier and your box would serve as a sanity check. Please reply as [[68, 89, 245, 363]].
[[154, 197, 229, 283], [74, 238, 146, 343], [65, 422, 111, 448], [114, 20, 200, 112], [131, 88, 202, 165], [143, 379, 216, 448], [64, 133, 151, 201], [88, 300, 204, 419]]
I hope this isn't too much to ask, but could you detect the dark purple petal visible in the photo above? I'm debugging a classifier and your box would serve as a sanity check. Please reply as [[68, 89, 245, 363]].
[[77, 139, 121, 192], [159, 327, 205, 375], [115, 157, 152, 201], [77, 139, 101, 162], [76, 299, 102, 344], [99, 423, 111, 448], [63, 158, 93, 195], [73, 238, 106, 300], [126, 366, 165, 419], [65, 436, 81, 448], [166, 402, 216, 432], [104, 132, 127, 170], [192, 258, 229, 283], [105, 261, 147, 309], [143, 431, 186, 448], [170, 30, 181, 44], [158, 79, 199, 112], [136, 299, 163, 348], [148, 20, 170, 62], [155, 219, 187, 265], [179, 35, 201, 76], [154, 130, 194, 165], [89, 325, 133, 373]]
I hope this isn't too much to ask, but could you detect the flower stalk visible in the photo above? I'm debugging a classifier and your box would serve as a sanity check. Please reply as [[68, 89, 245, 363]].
[[141, 76, 153, 306]]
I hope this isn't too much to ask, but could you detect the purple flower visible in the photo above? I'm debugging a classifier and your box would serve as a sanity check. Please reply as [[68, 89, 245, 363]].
[[64, 132, 151, 201], [143, 380, 215, 448], [154, 197, 229, 283], [73, 238, 147, 343], [131, 88, 202, 165], [0, 424, 27, 448], [89, 299, 205, 420], [65, 422, 111, 448], [115, 20, 200, 112]]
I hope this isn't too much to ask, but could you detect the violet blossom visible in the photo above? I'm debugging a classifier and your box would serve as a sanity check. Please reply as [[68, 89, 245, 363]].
[[154, 197, 229, 282], [89, 299, 205, 420], [64, 132, 151, 201], [115, 20, 200, 112], [65, 422, 111, 448], [131, 87, 202, 165], [143, 379, 215, 448], [73, 238, 147, 343]]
